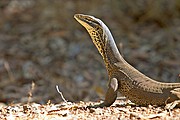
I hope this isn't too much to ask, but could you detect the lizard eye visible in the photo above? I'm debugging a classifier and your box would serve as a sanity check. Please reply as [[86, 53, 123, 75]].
[[83, 17, 101, 27]]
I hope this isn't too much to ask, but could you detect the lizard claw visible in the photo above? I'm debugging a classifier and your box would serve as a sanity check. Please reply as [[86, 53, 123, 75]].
[[86, 102, 106, 109], [165, 100, 180, 110]]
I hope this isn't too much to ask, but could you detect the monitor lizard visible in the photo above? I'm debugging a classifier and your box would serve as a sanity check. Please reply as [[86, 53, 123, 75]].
[[74, 14, 180, 108]]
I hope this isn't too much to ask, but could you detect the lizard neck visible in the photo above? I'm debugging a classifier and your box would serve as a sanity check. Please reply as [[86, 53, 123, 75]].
[[74, 14, 125, 76], [100, 25, 125, 72]]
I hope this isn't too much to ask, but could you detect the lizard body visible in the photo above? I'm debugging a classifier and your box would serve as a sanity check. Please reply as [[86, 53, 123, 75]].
[[74, 14, 180, 107]]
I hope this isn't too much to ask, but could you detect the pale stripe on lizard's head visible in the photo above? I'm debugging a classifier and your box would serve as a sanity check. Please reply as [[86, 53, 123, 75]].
[[74, 14, 107, 58]]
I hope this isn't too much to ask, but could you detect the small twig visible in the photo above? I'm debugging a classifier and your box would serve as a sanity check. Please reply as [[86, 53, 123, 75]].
[[28, 81, 35, 104], [4, 61, 15, 82], [56, 85, 68, 104]]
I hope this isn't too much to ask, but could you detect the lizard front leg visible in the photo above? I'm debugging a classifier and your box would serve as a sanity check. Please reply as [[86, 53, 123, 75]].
[[98, 78, 118, 107], [87, 78, 118, 108]]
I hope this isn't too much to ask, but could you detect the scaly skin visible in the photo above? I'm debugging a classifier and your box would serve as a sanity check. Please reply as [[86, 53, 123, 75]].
[[74, 14, 180, 107]]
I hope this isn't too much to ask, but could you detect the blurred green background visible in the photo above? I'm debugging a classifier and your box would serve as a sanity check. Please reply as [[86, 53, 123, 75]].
[[0, 0, 179, 104]]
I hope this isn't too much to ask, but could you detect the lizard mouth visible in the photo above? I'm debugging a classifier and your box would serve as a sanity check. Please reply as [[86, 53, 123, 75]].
[[74, 14, 101, 28]]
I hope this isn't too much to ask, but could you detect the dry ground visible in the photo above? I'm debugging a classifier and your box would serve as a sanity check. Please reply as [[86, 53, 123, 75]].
[[1, 100, 180, 120]]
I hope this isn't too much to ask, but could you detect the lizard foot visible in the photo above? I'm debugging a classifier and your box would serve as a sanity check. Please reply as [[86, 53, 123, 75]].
[[86, 102, 108, 109], [165, 100, 180, 110]]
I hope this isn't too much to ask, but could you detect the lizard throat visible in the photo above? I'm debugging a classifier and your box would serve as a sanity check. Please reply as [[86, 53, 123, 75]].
[[74, 14, 122, 75], [87, 28, 114, 73]]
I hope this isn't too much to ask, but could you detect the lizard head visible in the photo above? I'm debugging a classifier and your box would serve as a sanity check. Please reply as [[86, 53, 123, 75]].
[[74, 14, 102, 29], [74, 14, 107, 58]]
